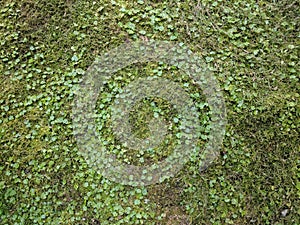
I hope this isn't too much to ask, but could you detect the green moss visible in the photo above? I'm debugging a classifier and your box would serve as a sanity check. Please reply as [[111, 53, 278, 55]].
[[0, 0, 299, 224]]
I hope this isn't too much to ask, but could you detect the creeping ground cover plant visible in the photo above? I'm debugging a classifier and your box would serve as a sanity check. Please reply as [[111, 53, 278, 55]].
[[0, 0, 299, 224]]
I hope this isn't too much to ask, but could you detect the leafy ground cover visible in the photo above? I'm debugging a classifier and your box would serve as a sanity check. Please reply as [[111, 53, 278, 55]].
[[0, 0, 299, 224]]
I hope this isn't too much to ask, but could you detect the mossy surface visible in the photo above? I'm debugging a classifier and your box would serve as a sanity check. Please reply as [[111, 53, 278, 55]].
[[0, 0, 299, 224]]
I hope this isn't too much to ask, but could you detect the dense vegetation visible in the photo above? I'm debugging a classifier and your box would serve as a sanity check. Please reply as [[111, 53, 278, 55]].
[[0, 0, 299, 224]]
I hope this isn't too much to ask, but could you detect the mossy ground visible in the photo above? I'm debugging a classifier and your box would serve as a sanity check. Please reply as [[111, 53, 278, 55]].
[[0, 0, 299, 224]]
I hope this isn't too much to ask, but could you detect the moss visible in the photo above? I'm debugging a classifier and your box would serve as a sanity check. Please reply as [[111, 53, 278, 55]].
[[0, 0, 299, 224]]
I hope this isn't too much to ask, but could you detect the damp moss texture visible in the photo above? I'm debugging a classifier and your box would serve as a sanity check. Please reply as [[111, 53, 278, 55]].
[[0, 0, 299, 224]]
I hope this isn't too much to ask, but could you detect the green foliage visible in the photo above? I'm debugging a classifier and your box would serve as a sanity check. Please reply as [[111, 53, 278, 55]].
[[0, 0, 299, 224]]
